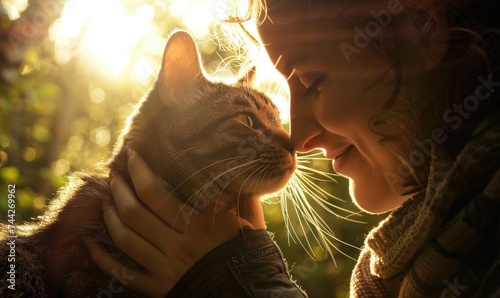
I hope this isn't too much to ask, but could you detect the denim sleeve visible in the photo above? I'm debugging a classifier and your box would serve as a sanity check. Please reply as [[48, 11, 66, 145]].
[[167, 227, 308, 298]]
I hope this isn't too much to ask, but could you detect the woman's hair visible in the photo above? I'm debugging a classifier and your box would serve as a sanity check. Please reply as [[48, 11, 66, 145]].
[[355, 0, 500, 194], [233, 0, 500, 195], [392, 0, 500, 193]]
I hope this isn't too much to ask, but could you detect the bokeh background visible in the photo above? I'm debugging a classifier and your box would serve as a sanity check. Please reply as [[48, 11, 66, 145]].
[[0, 0, 385, 296]]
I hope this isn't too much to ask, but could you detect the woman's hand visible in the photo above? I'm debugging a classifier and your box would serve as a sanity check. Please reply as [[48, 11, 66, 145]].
[[84, 149, 266, 297]]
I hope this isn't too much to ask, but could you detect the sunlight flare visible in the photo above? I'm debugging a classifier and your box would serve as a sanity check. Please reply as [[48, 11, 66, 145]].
[[50, 0, 155, 78]]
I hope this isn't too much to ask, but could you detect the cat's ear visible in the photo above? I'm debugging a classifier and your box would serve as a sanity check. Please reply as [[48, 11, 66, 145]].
[[159, 30, 203, 107], [238, 66, 256, 87]]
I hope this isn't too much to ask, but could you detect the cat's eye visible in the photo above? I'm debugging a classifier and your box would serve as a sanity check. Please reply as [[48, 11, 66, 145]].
[[245, 115, 254, 127], [237, 114, 254, 128]]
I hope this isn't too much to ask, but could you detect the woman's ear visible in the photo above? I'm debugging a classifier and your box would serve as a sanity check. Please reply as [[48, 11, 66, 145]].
[[403, 1, 450, 71]]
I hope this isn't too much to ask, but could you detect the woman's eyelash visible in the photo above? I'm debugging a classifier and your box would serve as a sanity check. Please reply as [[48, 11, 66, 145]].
[[303, 74, 325, 98]]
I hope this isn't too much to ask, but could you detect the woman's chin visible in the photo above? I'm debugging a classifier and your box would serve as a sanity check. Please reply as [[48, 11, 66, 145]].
[[348, 178, 409, 214]]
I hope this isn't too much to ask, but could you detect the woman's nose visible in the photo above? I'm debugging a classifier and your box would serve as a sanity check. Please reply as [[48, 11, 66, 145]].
[[290, 115, 324, 152], [288, 76, 324, 152]]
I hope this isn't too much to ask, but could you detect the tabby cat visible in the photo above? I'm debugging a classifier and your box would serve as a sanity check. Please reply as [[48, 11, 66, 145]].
[[0, 31, 296, 297]]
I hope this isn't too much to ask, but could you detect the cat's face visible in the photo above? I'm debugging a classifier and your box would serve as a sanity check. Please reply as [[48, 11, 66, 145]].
[[122, 31, 296, 212]]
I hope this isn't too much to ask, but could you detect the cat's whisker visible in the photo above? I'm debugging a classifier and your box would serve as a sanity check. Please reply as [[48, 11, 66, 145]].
[[234, 164, 271, 228], [175, 159, 263, 228], [253, 163, 269, 196], [188, 159, 260, 228], [232, 164, 271, 227], [207, 158, 264, 185], [296, 150, 326, 158], [294, 165, 365, 221], [345, 210, 366, 219], [297, 156, 332, 161], [293, 172, 363, 224], [158, 146, 198, 168], [192, 158, 264, 205], [170, 156, 252, 227], [164, 156, 250, 229], [295, 167, 342, 202], [285, 177, 323, 259], [209, 160, 265, 213], [296, 154, 339, 168], [286, 178, 352, 262], [296, 163, 340, 183], [294, 171, 363, 219], [210, 163, 263, 227], [157, 155, 247, 208], [270, 161, 366, 264], [239, 162, 270, 205]]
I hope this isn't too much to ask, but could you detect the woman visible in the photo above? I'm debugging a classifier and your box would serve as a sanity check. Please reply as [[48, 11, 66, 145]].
[[85, 0, 500, 296]]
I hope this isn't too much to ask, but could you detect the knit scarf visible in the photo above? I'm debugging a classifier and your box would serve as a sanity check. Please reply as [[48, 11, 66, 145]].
[[350, 118, 500, 297]]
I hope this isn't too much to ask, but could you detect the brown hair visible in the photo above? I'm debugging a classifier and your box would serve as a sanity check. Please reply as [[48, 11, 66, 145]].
[[388, 0, 500, 193]]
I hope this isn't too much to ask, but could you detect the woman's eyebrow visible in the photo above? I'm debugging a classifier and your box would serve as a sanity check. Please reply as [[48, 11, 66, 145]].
[[276, 54, 304, 78]]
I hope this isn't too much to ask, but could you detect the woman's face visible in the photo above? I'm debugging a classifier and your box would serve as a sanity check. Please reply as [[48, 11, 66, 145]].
[[258, 4, 413, 213]]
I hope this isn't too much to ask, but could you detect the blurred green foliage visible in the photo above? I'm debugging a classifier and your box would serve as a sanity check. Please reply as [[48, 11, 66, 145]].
[[0, 1, 386, 297]]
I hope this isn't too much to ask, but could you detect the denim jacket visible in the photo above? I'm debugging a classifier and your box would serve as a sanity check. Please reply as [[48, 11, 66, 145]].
[[167, 228, 308, 297]]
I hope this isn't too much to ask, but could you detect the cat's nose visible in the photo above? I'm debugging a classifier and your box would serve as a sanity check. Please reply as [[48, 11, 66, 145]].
[[262, 129, 294, 155], [275, 132, 295, 155], [284, 142, 295, 155]]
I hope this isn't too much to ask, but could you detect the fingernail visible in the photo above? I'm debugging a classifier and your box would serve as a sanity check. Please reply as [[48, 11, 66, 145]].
[[127, 148, 136, 159]]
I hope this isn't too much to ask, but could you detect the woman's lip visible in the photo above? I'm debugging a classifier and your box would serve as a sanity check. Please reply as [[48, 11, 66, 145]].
[[332, 145, 354, 173]]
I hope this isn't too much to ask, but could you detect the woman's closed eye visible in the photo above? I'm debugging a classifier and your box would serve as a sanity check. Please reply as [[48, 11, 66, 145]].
[[299, 73, 325, 98]]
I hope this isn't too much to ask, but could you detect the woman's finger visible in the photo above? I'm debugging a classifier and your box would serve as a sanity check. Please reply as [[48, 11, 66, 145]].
[[83, 238, 137, 281], [110, 173, 181, 250], [83, 239, 170, 298], [102, 204, 168, 274], [126, 149, 190, 231]]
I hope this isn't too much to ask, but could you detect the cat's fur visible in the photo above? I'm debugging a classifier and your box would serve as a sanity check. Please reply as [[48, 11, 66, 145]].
[[0, 31, 295, 297]]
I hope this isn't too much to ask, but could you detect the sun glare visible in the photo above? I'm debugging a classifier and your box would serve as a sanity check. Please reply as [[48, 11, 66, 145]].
[[49, 0, 157, 79], [48, 0, 233, 81], [48, 0, 260, 81], [2, 0, 28, 20], [46, 0, 290, 118]]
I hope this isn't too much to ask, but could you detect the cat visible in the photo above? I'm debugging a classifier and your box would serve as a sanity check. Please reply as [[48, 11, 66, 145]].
[[0, 30, 296, 297]]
